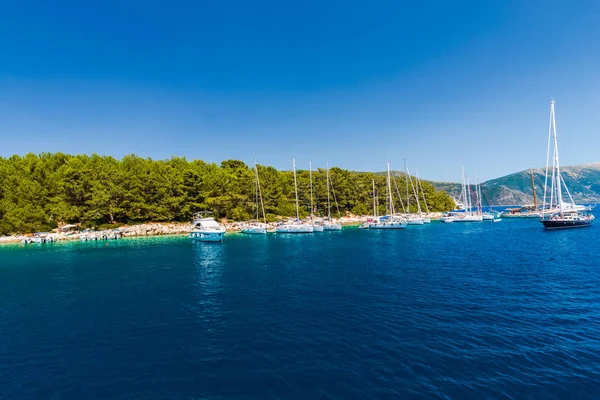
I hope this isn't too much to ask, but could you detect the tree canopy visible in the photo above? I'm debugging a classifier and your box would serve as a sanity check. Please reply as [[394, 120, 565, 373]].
[[0, 153, 455, 234]]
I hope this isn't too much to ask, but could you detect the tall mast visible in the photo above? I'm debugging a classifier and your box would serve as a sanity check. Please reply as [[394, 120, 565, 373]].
[[326, 162, 331, 219], [309, 161, 313, 220], [293, 158, 300, 220], [386, 161, 392, 215], [475, 175, 482, 214], [405, 161, 421, 215], [551, 99, 563, 213], [388, 161, 395, 214], [405, 159, 410, 213], [255, 154, 266, 224], [372, 179, 377, 218], [467, 177, 472, 213], [530, 168, 537, 209], [542, 100, 553, 217], [415, 169, 430, 214], [254, 154, 259, 220], [461, 166, 467, 213]]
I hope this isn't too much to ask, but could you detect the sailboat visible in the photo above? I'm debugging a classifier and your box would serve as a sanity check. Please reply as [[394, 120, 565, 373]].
[[309, 161, 325, 232], [368, 162, 408, 229], [323, 162, 342, 231], [453, 167, 483, 222], [404, 161, 424, 225], [476, 177, 494, 221], [540, 100, 594, 229], [241, 156, 268, 234], [359, 179, 378, 229], [414, 169, 431, 224], [276, 158, 314, 233], [501, 168, 542, 218]]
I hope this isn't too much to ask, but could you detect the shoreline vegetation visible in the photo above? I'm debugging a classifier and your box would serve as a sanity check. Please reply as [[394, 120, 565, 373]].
[[0, 214, 446, 245], [0, 153, 455, 236]]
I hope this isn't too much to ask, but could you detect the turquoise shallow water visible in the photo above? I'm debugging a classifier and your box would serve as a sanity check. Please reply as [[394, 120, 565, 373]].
[[2, 218, 600, 399]]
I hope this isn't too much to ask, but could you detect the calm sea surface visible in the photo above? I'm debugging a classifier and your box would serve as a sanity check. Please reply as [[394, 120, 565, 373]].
[[2, 216, 600, 399]]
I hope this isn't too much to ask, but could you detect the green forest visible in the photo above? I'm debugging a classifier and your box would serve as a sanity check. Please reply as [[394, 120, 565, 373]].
[[0, 153, 455, 235]]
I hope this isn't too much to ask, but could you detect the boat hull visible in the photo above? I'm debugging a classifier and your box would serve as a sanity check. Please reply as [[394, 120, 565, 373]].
[[312, 225, 325, 232], [241, 227, 267, 234], [541, 219, 593, 229], [323, 223, 342, 231], [440, 216, 455, 223], [189, 230, 225, 242], [276, 225, 314, 233], [368, 222, 407, 229], [454, 215, 483, 222], [501, 213, 539, 218]]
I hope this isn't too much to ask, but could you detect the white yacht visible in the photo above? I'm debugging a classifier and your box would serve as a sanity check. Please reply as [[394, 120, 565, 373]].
[[190, 212, 226, 242]]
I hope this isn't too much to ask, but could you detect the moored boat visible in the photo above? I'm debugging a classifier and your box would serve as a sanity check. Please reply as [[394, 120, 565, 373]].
[[440, 214, 455, 223], [540, 99, 594, 230], [322, 162, 343, 231], [190, 212, 226, 242], [276, 158, 314, 234], [241, 155, 268, 235]]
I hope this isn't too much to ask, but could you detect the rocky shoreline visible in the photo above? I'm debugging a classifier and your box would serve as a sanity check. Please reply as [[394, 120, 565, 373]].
[[0, 213, 443, 245]]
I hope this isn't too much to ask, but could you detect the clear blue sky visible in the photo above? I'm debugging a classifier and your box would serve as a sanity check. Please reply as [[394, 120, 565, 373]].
[[1, 0, 599, 182]]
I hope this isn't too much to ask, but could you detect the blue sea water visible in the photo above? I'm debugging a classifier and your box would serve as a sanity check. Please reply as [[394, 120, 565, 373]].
[[2, 217, 600, 399]]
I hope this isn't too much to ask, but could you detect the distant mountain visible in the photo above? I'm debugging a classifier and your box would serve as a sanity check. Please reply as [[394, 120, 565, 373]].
[[429, 163, 600, 206]]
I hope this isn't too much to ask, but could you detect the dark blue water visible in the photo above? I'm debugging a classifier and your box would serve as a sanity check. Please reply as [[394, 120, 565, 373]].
[[2, 218, 600, 399]]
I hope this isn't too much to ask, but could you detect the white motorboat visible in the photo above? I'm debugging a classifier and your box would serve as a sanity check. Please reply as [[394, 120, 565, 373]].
[[190, 212, 226, 242]]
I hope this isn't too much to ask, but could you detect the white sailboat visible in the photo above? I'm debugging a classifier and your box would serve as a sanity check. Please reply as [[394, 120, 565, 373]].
[[241, 156, 268, 234], [276, 158, 314, 233], [540, 99, 594, 229], [309, 161, 325, 232], [369, 162, 407, 229], [453, 167, 483, 222], [404, 161, 424, 225], [360, 179, 378, 229], [414, 169, 431, 224], [477, 177, 494, 221], [323, 162, 342, 231]]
